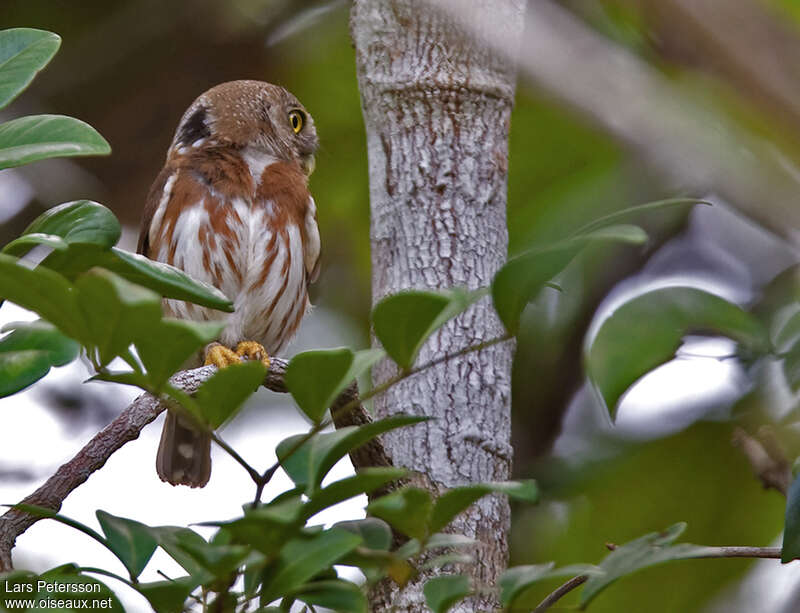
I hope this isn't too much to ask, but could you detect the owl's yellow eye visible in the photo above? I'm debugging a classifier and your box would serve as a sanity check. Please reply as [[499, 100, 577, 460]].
[[289, 110, 304, 133]]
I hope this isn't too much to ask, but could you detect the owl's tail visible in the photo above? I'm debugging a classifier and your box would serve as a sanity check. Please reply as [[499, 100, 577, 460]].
[[156, 412, 212, 488]]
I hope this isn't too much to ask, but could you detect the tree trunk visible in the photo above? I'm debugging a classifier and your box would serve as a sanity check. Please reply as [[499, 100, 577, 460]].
[[351, 1, 525, 609]]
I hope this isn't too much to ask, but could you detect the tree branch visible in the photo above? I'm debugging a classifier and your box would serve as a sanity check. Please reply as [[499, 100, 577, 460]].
[[0, 357, 377, 572]]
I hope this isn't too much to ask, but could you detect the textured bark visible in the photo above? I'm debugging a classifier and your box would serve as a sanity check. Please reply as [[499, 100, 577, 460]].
[[351, 2, 524, 610]]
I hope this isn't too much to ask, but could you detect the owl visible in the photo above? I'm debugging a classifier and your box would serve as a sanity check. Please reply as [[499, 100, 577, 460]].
[[137, 80, 320, 487]]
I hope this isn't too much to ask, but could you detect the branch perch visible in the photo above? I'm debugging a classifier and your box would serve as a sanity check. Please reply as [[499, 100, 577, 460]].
[[0, 357, 380, 572]]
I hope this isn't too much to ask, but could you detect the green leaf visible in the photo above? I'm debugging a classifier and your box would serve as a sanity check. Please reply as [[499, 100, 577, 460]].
[[0, 28, 61, 110], [572, 197, 709, 236], [135, 318, 223, 389], [423, 575, 471, 613], [782, 473, 800, 562], [193, 361, 266, 429], [775, 309, 800, 349], [171, 539, 250, 578], [277, 415, 428, 491], [372, 289, 483, 370], [148, 526, 215, 584], [499, 563, 602, 607], [334, 518, 393, 551], [0, 319, 79, 397], [782, 338, 800, 393], [430, 480, 538, 534], [586, 287, 770, 417], [103, 248, 233, 312], [0, 114, 110, 169], [367, 487, 434, 541], [260, 529, 362, 603], [492, 224, 647, 334], [580, 523, 716, 606], [286, 347, 383, 422], [0, 253, 86, 341], [96, 510, 158, 580], [2, 233, 69, 256], [14, 201, 121, 254], [137, 577, 195, 613], [293, 579, 367, 613], [304, 468, 406, 519], [75, 268, 162, 366], [216, 497, 304, 556], [6, 503, 107, 547]]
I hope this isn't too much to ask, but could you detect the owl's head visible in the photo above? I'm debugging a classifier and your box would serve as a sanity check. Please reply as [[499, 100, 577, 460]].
[[170, 80, 319, 176]]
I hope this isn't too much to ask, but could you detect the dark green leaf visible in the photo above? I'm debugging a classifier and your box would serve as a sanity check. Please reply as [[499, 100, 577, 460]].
[[580, 523, 716, 606], [2, 233, 68, 256], [137, 577, 195, 613], [492, 225, 647, 334], [215, 497, 304, 556], [367, 487, 433, 541], [304, 468, 406, 519], [277, 415, 428, 491], [0, 253, 86, 341], [0, 28, 61, 110], [334, 518, 393, 551], [294, 579, 367, 613], [286, 347, 383, 422], [75, 268, 162, 366], [0, 114, 110, 169], [499, 563, 602, 607], [194, 361, 266, 429], [11, 200, 121, 253], [423, 575, 471, 613], [260, 529, 362, 603], [96, 510, 158, 580], [372, 289, 483, 370], [148, 526, 215, 584], [135, 318, 223, 389], [782, 473, 800, 562], [586, 287, 770, 417], [0, 349, 52, 397], [430, 480, 538, 534]]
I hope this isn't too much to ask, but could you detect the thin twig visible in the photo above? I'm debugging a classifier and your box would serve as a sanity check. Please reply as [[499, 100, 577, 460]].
[[533, 574, 588, 613]]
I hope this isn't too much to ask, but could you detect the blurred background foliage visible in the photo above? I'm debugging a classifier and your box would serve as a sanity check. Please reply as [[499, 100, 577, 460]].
[[2, 0, 799, 611]]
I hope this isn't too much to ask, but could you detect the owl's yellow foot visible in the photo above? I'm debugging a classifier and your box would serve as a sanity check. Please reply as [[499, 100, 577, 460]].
[[235, 341, 271, 369], [204, 343, 242, 369]]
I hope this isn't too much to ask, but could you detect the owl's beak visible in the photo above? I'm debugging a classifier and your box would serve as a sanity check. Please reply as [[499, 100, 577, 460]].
[[300, 153, 316, 177]]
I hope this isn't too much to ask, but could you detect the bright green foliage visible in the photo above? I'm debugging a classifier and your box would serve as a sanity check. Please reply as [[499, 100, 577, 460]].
[[0, 28, 60, 109], [423, 575, 471, 613], [492, 224, 647, 334], [372, 288, 484, 369], [285, 347, 383, 421], [194, 361, 267, 428], [0, 320, 79, 397], [585, 286, 769, 416]]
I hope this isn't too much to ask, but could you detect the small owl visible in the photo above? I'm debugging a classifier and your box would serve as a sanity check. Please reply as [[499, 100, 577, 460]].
[[138, 80, 320, 487]]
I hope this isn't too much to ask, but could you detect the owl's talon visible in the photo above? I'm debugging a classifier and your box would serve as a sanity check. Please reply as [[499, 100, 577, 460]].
[[204, 343, 242, 369], [235, 341, 271, 369]]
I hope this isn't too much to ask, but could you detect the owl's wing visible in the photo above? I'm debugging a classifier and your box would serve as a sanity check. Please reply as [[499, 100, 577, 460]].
[[303, 195, 321, 285], [137, 165, 175, 257]]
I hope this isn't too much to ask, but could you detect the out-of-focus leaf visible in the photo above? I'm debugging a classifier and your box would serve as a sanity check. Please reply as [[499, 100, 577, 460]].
[[580, 523, 715, 606], [586, 287, 769, 417], [260, 529, 362, 603], [782, 473, 800, 562], [572, 197, 709, 236], [0, 28, 61, 110], [0, 253, 86, 341], [782, 338, 800, 393], [285, 347, 383, 422], [372, 289, 484, 370], [775, 309, 800, 349], [429, 480, 538, 534], [7, 200, 121, 253], [137, 577, 195, 613], [367, 487, 433, 541], [96, 510, 158, 580], [293, 579, 367, 613], [213, 497, 304, 557], [0, 114, 110, 169], [277, 415, 428, 491], [334, 518, 393, 552], [135, 319, 223, 389], [194, 361, 266, 429], [0, 320, 79, 397], [75, 268, 161, 366], [499, 563, 602, 607], [423, 575, 471, 613], [492, 225, 647, 334]]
